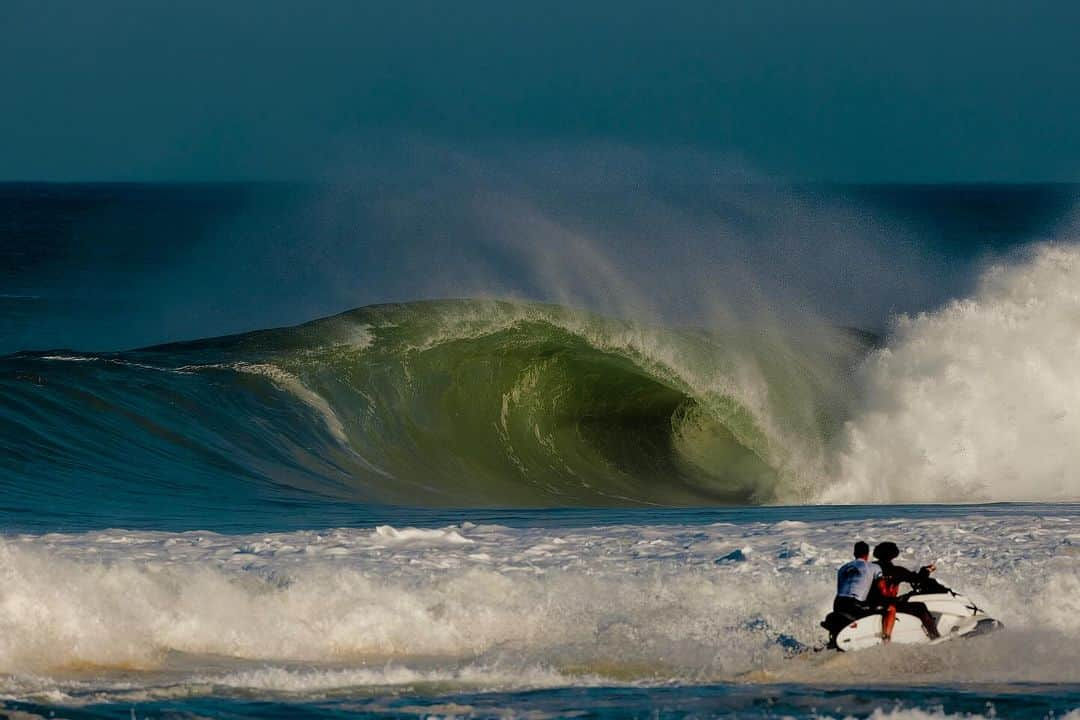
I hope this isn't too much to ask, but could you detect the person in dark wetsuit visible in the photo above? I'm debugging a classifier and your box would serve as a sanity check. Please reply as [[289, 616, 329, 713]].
[[871, 541, 941, 640]]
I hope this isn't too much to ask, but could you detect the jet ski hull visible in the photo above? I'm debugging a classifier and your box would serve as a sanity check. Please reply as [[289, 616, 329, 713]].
[[824, 592, 1001, 652]]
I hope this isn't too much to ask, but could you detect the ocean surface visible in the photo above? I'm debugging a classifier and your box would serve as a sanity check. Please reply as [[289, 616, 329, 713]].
[[2, 183, 1079, 718]]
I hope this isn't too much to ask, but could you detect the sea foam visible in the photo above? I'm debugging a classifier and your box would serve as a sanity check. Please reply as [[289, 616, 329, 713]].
[[0, 509, 1076, 699]]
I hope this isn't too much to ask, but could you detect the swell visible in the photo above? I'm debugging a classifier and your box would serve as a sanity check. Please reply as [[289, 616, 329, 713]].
[[0, 300, 863, 522]]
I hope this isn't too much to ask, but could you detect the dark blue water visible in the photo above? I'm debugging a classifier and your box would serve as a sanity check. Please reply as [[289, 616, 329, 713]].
[[4, 683, 1079, 719]]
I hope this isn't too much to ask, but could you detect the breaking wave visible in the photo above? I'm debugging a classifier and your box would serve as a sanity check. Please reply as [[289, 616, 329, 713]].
[[4, 243, 1080, 518], [829, 243, 1080, 503], [0, 300, 861, 519]]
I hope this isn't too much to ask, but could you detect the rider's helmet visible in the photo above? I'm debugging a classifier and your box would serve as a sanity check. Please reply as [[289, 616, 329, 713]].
[[872, 541, 901, 562]]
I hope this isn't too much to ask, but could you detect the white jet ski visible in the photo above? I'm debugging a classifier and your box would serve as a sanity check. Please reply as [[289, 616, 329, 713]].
[[821, 578, 1002, 652]]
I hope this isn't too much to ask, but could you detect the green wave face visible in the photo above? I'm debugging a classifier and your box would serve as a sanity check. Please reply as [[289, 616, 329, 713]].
[[242, 300, 861, 506]]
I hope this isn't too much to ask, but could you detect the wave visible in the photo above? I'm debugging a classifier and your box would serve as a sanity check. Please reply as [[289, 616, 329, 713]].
[[0, 300, 864, 519], [5, 243, 1080, 518]]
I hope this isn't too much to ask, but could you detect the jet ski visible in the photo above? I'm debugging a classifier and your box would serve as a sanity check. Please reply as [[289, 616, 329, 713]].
[[821, 577, 1002, 652]]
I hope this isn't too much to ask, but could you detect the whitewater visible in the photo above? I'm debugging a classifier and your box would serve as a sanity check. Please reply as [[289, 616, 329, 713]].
[[830, 244, 1080, 503], [1, 506, 1077, 713]]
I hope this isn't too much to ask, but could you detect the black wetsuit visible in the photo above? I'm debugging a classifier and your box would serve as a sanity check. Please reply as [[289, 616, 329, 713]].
[[874, 560, 940, 638], [833, 595, 873, 615]]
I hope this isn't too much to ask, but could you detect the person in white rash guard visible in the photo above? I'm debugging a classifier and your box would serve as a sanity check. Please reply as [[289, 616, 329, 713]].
[[833, 540, 881, 616]]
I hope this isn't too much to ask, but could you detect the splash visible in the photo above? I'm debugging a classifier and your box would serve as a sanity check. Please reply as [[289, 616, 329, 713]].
[[0, 510, 1075, 684], [826, 244, 1080, 503]]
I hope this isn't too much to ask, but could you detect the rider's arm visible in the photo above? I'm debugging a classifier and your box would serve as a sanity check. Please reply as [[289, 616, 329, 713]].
[[893, 565, 923, 584]]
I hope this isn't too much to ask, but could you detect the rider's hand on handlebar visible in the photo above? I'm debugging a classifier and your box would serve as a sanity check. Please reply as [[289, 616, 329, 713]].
[[923, 563, 936, 574]]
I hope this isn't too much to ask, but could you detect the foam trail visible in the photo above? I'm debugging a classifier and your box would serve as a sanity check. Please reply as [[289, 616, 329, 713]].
[[826, 243, 1080, 503]]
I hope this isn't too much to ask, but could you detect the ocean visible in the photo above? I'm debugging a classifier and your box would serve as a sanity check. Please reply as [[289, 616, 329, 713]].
[[1, 183, 1078, 718]]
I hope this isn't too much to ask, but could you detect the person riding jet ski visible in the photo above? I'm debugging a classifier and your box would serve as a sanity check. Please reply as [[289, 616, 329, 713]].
[[871, 541, 941, 641], [823, 541, 998, 650]]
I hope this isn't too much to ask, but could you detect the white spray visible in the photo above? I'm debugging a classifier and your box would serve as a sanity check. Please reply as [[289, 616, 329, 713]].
[[825, 243, 1080, 503]]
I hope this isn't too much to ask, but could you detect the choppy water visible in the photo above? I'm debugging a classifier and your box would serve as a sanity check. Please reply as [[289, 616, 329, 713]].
[[1, 505, 1078, 717], [13, 509, 1073, 717]]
